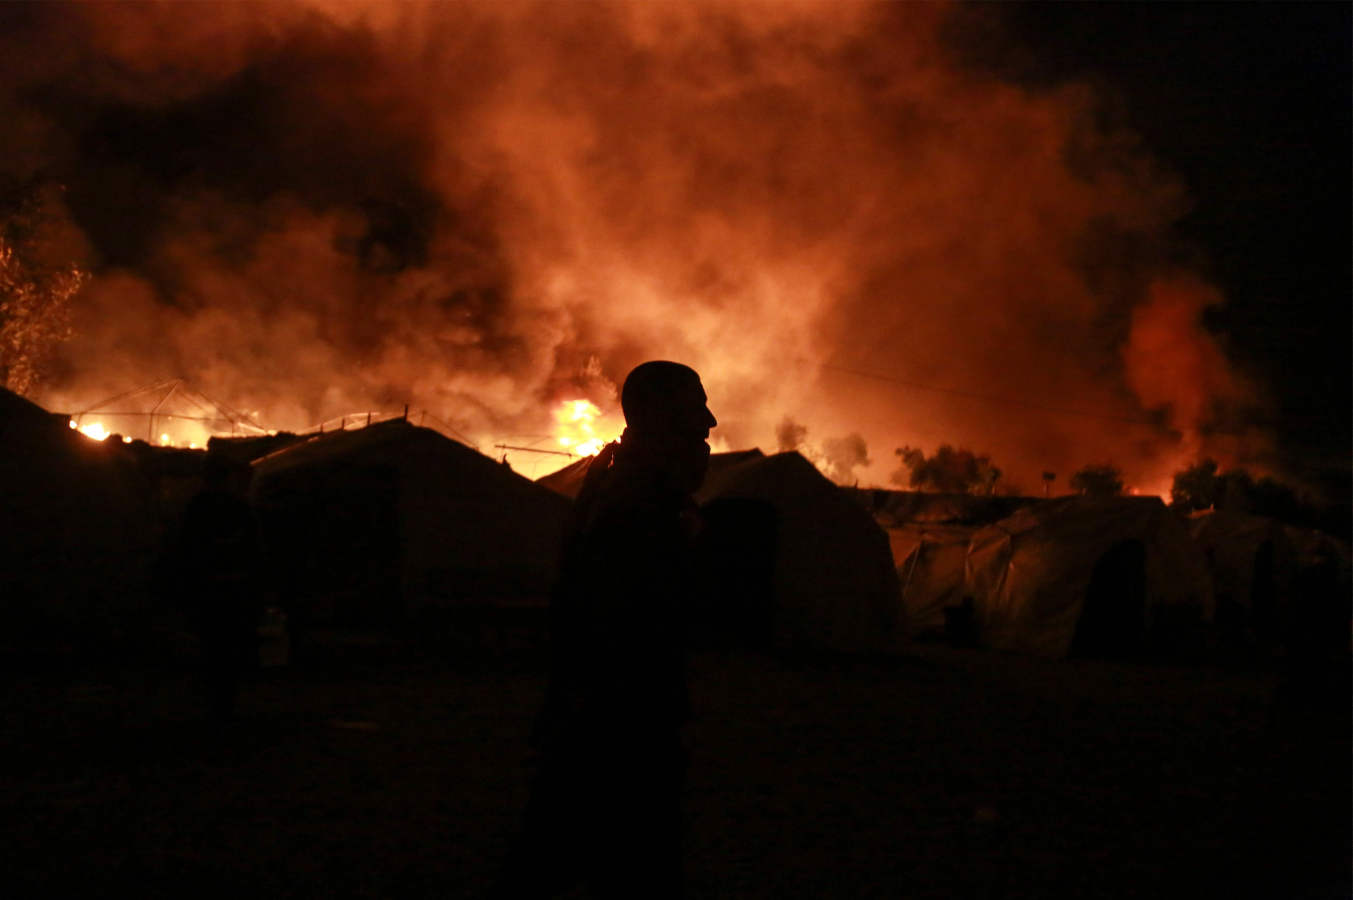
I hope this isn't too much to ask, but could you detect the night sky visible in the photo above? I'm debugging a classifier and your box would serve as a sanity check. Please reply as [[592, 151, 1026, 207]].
[[986, 2, 1351, 491]]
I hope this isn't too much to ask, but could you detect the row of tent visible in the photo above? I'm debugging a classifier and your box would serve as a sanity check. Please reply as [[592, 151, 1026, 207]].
[[890, 498, 1212, 657], [0, 390, 574, 645], [1, 387, 160, 644], [3, 383, 1347, 660], [544, 447, 1350, 659], [540, 448, 905, 654], [884, 496, 1349, 657]]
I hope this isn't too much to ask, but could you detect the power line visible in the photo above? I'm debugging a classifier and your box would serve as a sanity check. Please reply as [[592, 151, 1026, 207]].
[[493, 443, 575, 458], [819, 362, 1166, 427], [819, 362, 1349, 475]]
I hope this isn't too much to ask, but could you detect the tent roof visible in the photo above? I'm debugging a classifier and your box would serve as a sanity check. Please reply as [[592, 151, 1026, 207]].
[[848, 488, 1037, 527], [538, 447, 767, 499], [252, 418, 419, 471], [535, 454, 593, 498], [0, 389, 157, 620], [248, 418, 571, 606], [1, 386, 144, 475], [696, 449, 829, 506], [698, 451, 904, 653], [252, 418, 567, 505], [966, 495, 1212, 657], [976, 494, 1175, 540], [250, 418, 476, 474], [0, 386, 63, 432], [207, 432, 309, 465]]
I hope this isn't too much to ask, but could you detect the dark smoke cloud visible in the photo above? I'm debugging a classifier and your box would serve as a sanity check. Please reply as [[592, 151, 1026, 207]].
[[4, 1, 1264, 490]]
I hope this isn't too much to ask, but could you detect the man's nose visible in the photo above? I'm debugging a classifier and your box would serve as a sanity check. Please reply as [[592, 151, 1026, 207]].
[[704, 407, 717, 429]]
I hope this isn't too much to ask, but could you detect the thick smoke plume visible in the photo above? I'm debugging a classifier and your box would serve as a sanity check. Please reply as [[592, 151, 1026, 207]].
[[2, 1, 1262, 489]]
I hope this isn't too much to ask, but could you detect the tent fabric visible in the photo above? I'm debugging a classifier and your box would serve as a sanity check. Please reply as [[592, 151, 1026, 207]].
[[0, 388, 157, 637], [1187, 511, 1299, 609], [965, 496, 1212, 658], [1187, 510, 1302, 648], [886, 523, 978, 638], [697, 451, 903, 654], [532, 454, 592, 499], [251, 420, 571, 621], [850, 488, 1035, 527], [535, 447, 899, 652]]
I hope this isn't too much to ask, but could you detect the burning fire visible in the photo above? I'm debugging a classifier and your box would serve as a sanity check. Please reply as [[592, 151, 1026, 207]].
[[69, 418, 132, 444], [1137, 480, 1174, 502], [25, 3, 1269, 493], [68, 416, 209, 448], [70, 418, 110, 441], [553, 399, 618, 457]]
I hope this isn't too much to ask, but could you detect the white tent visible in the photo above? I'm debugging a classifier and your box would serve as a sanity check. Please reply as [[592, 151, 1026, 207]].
[[251, 419, 571, 624], [1187, 510, 1300, 645], [697, 451, 904, 654], [965, 496, 1212, 658], [887, 523, 978, 639]]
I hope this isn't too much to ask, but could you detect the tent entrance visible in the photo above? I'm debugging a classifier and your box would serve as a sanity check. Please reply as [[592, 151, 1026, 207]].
[[1071, 539, 1146, 658]]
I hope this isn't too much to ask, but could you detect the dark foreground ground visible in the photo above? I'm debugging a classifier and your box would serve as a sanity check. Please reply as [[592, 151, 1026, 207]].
[[3, 631, 1348, 900]]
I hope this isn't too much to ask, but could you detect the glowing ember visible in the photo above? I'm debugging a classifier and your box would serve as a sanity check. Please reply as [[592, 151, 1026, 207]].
[[553, 399, 616, 457], [70, 418, 110, 441], [1143, 481, 1173, 501], [1127, 480, 1172, 501]]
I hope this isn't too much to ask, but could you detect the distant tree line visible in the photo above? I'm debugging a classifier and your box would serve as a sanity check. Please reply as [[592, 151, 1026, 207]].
[[1063, 457, 1344, 538], [1168, 458, 1345, 537], [884, 443, 1342, 538], [891, 444, 1003, 495], [1068, 463, 1124, 497]]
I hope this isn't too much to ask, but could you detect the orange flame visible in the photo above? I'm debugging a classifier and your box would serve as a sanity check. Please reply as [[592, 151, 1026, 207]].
[[70, 418, 110, 442], [553, 399, 618, 457], [68, 415, 215, 448]]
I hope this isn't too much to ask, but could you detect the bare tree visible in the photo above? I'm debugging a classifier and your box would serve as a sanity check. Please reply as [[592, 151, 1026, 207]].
[[0, 177, 85, 395], [0, 241, 83, 394], [892, 444, 1002, 495], [1069, 463, 1125, 497]]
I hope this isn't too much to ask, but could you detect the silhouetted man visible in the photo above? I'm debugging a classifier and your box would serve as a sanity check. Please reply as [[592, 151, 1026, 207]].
[[497, 361, 717, 899], [177, 452, 261, 723]]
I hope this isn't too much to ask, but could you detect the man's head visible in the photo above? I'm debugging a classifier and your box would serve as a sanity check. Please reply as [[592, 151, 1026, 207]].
[[619, 361, 717, 492]]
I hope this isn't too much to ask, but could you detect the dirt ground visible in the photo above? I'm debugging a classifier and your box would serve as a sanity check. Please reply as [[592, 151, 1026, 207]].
[[2, 632, 1348, 899]]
